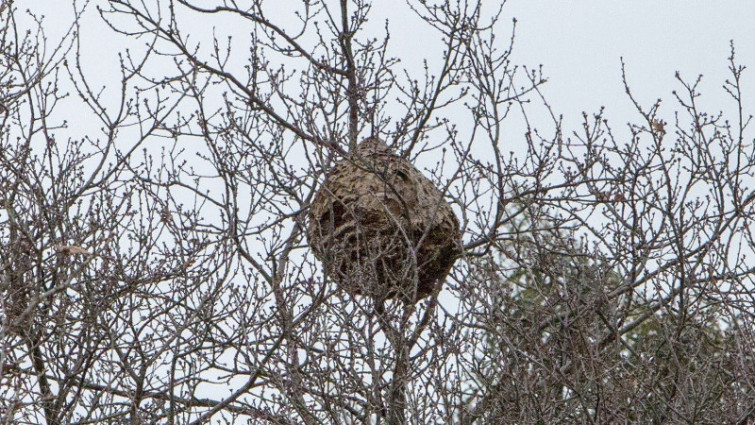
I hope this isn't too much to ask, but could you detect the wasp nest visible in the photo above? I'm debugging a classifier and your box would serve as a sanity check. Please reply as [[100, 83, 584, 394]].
[[307, 138, 461, 303]]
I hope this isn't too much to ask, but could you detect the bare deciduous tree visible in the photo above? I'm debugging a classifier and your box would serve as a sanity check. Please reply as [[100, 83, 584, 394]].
[[2, 1, 754, 424]]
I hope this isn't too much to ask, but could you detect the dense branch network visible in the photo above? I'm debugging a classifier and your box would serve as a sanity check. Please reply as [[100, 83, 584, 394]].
[[1, 1, 754, 424]]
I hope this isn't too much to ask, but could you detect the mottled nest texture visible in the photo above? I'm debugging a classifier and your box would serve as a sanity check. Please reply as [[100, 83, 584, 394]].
[[307, 138, 461, 304]]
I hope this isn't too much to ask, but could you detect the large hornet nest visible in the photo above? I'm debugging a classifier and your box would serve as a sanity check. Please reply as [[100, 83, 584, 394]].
[[307, 137, 461, 304]]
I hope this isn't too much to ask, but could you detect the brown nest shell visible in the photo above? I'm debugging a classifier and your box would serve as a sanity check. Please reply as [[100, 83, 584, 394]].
[[307, 138, 461, 303]]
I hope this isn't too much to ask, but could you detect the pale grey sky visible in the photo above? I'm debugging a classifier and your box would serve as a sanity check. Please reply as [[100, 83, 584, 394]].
[[343, 0, 755, 152], [30, 1, 755, 142], [505, 1, 755, 129]]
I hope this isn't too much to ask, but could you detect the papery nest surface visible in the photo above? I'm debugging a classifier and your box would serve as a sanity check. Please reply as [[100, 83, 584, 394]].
[[307, 138, 461, 303]]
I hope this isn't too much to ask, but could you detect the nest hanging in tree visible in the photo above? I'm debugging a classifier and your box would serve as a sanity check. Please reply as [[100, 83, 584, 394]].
[[307, 137, 461, 303]]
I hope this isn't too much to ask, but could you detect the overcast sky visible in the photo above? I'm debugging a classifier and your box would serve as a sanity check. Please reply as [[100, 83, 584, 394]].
[[29, 0, 755, 145], [505, 1, 755, 130], [344, 0, 755, 143]]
